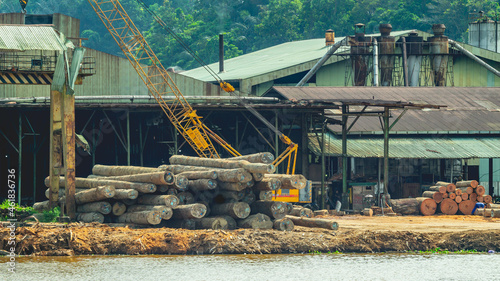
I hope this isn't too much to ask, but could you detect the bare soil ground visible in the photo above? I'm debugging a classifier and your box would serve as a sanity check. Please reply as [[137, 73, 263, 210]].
[[1, 215, 499, 256]]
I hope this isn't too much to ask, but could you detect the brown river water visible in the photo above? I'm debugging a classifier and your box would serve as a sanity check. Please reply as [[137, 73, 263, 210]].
[[1, 253, 500, 280]]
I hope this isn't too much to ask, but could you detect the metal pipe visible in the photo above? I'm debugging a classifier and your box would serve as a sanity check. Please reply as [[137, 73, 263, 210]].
[[126, 110, 130, 166], [296, 38, 347, 86], [401, 37, 409, 86], [373, 38, 379, 86], [341, 105, 348, 195], [449, 39, 500, 78], [489, 158, 494, 196], [0, 96, 280, 103], [219, 34, 224, 73]]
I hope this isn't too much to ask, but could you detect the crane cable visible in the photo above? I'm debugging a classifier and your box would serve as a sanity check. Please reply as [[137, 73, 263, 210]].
[[134, 0, 232, 91]]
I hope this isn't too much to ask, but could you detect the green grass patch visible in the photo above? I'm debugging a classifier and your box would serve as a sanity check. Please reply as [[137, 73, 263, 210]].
[[415, 247, 480, 254]]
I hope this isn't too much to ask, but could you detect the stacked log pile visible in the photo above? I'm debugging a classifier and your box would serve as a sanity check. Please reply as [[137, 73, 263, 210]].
[[390, 180, 493, 216], [33, 153, 336, 231]]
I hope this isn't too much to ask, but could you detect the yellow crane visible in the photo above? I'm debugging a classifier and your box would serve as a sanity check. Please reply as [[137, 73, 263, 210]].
[[87, 0, 298, 174]]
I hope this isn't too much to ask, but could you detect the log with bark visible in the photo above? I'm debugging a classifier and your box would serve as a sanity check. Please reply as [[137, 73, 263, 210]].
[[127, 205, 173, 220], [439, 198, 458, 215], [289, 206, 314, 218], [194, 217, 228, 230], [117, 210, 162, 225], [76, 202, 112, 215], [484, 195, 493, 204], [92, 164, 159, 176], [456, 180, 478, 188], [362, 208, 373, 216], [161, 219, 196, 230], [429, 185, 447, 193], [178, 170, 218, 180], [187, 179, 217, 191], [455, 189, 462, 196], [210, 202, 251, 219], [455, 195, 463, 204], [86, 171, 174, 185], [492, 209, 500, 218], [217, 181, 246, 192], [230, 152, 275, 164], [390, 198, 436, 216], [112, 202, 127, 216], [484, 209, 493, 217], [265, 174, 307, 190], [253, 178, 281, 191], [237, 213, 273, 229], [45, 177, 156, 193], [448, 192, 456, 200], [257, 190, 274, 201], [436, 181, 456, 193], [252, 173, 264, 182], [456, 187, 473, 195], [76, 212, 105, 223], [214, 215, 237, 230], [475, 185, 486, 196], [241, 192, 256, 205], [273, 217, 294, 231], [250, 200, 288, 219], [113, 189, 139, 200], [285, 216, 339, 230], [169, 155, 275, 173], [422, 191, 443, 203], [469, 193, 477, 202], [172, 203, 207, 219], [458, 200, 476, 215], [177, 192, 195, 205], [137, 195, 179, 208]]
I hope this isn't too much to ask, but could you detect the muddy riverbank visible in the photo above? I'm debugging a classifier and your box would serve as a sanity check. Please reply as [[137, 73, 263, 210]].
[[1, 215, 499, 256]]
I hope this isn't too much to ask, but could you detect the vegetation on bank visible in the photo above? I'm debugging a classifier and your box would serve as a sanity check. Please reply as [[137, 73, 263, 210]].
[[0, 199, 60, 223], [1, 0, 499, 70]]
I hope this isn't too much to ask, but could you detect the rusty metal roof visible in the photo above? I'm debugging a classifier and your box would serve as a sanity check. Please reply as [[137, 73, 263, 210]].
[[0, 25, 73, 52], [267, 86, 500, 134], [308, 133, 500, 159]]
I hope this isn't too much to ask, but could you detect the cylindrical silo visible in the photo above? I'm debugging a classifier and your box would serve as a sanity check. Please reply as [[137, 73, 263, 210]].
[[428, 24, 449, 86], [377, 24, 395, 86], [349, 23, 372, 86], [405, 32, 423, 87]]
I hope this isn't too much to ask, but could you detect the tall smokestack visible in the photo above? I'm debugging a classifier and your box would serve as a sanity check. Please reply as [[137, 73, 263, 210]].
[[219, 33, 224, 73], [349, 23, 372, 86], [429, 24, 449, 86]]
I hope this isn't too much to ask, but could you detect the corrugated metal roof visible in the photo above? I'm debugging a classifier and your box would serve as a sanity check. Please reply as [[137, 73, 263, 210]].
[[0, 25, 73, 52], [267, 86, 500, 134], [308, 133, 500, 159], [182, 30, 416, 82]]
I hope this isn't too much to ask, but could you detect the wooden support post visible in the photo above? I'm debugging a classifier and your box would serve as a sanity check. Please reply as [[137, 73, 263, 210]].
[[383, 107, 389, 196], [341, 105, 348, 194], [62, 85, 76, 220], [48, 89, 62, 209]]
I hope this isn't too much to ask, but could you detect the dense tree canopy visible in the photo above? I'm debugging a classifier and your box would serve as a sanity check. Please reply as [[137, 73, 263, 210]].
[[1, 0, 499, 70]]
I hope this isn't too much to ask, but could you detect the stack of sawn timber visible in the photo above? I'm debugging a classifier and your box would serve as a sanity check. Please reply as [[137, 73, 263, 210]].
[[33, 153, 338, 231], [390, 180, 493, 216]]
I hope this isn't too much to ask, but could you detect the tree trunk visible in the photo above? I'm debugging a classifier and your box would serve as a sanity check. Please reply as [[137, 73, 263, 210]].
[[33, 200, 51, 212], [187, 179, 217, 191], [289, 207, 313, 217], [76, 201, 112, 215], [218, 181, 246, 192], [172, 203, 207, 219], [484, 195, 493, 204], [117, 210, 162, 225], [469, 193, 477, 202], [456, 180, 478, 188], [92, 164, 159, 176], [230, 152, 275, 164], [265, 174, 307, 189], [252, 173, 264, 182], [273, 217, 294, 231], [89, 171, 174, 185], [285, 215, 339, 230], [113, 189, 138, 200], [436, 181, 456, 193], [455, 195, 462, 203], [429, 185, 447, 193], [76, 212, 105, 223], [477, 195, 484, 202], [237, 213, 273, 229], [455, 189, 462, 196], [137, 195, 179, 208], [456, 187, 473, 194], [257, 190, 274, 201], [210, 202, 251, 219], [213, 215, 237, 230], [45, 176, 156, 193], [179, 170, 218, 180], [461, 193, 469, 200], [194, 217, 228, 230], [422, 191, 443, 203], [173, 175, 189, 191], [253, 178, 281, 191], [169, 155, 275, 173], [127, 205, 172, 220], [458, 200, 476, 215], [448, 192, 456, 200], [439, 198, 458, 215], [475, 185, 485, 196], [216, 190, 245, 202], [474, 208, 484, 216], [250, 200, 288, 219], [112, 202, 127, 216]]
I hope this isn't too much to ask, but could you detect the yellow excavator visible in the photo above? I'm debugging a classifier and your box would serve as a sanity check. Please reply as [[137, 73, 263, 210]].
[[86, 0, 299, 176]]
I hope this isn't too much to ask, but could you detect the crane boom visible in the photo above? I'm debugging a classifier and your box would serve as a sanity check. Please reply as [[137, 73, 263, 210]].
[[87, 0, 240, 158]]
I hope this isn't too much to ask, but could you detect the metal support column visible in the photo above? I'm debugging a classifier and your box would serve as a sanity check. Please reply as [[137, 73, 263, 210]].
[[139, 121, 143, 166], [321, 112, 326, 209], [275, 111, 279, 172], [301, 113, 309, 179], [127, 110, 131, 166], [18, 112, 22, 205], [342, 105, 348, 194], [383, 107, 390, 195], [489, 158, 494, 196]]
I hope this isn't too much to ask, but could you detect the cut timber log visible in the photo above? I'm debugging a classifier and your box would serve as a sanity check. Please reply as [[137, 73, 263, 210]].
[[455, 189, 462, 196], [214, 216, 237, 230], [456, 187, 473, 195], [362, 208, 373, 216], [113, 189, 138, 200], [177, 192, 195, 205], [88, 171, 174, 185], [253, 178, 281, 191], [161, 219, 196, 229], [443, 192, 449, 198], [286, 216, 338, 230], [51, 186, 116, 204], [289, 207, 313, 218], [33, 200, 51, 212], [436, 182, 456, 193], [178, 170, 218, 180], [187, 179, 217, 191], [137, 195, 179, 208], [77, 201, 112, 215], [163, 165, 249, 183], [252, 173, 264, 182], [112, 202, 127, 216], [484, 209, 493, 217], [173, 175, 189, 191], [422, 191, 443, 203], [128, 205, 173, 220], [76, 212, 105, 223], [484, 195, 493, 204], [92, 164, 160, 176], [470, 193, 477, 202], [456, 180, 478, 188], [439, 198, 458, 215], [458, 200, 476, 215], [429, 185, 447, 193], [257, 190, 274, 201], [121, 199, 137, 206], [474, 208, 485, 216], [492, 209, 500, 218], [461, 193, 469, 200], [45, 176, 156, 193], [487, 203, 499, 209], [417, 197, 437, 216], [172, 203, 207, 219], [237, 213, 273, 229], [273, 217, 294, 231], [390, 198, 436, 216], [477, 195, 484, 202], [476, 185, 486, 196], [194, 217, 228, 230], [265, 174, 307, 190], [169, 155, 275, 174], [211, 202, 251, 219], [117, 210, 162, 225], [216, 190, 245, 202], [250, 200, 288, 219], [241, 192, 256, 205], [314, 210, 329, 216], [166, 188, 178, 196], [218, 181, 246, 192], [455, 195, 462, 204], [448, 192, 456, 200], [230, 152, 275, 164]]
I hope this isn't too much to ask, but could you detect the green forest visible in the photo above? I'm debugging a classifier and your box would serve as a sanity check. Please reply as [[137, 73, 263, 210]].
[[1, 0, 500, 70]]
